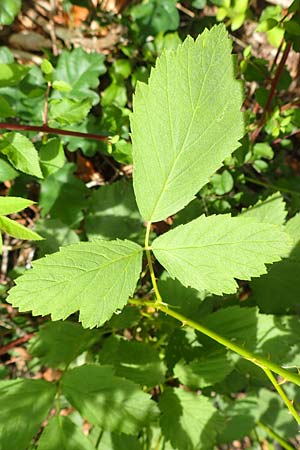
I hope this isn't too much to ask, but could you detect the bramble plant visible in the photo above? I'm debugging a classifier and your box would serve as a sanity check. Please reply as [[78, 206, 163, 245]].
[[1, 21, 300, 450]]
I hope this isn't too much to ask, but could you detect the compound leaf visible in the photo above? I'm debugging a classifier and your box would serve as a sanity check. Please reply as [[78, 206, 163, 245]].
[[37, 416, 96, 450], [0, 379, 56, 450], [8, 239, 143, 328], [61, 365, 159, 435], [131, 24, 244, 222], [152, 214, 291, 295], [0, 132, 43, 178]]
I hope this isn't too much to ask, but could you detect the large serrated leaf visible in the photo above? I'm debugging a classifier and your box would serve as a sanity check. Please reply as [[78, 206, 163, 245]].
[[8, 239, 143, 328], [152, 214, 292, 295], [0, 379, 56, 450], [131, 24, 244, 222], [61, 365, 159, 435]]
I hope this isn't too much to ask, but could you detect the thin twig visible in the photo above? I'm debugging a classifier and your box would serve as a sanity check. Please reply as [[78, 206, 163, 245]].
[[0, 122, 108, 142], [251, 42, 292, 143], [0, 333, 35, 356]]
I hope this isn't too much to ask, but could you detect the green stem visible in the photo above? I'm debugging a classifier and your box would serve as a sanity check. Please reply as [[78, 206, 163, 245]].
[[129, 298, 300, 387], [262, 368, 300, 425], [258, 421, 296, 450], [144, 222, 162, 304]]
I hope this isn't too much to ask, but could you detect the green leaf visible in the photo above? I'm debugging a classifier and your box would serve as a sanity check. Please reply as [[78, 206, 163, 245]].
[[210, 170, 234, 195], [199, 306, 258, 350], [217, 394, 260, 443], [130, 0, 179, 36], [48, 98, 92, 126], [0, 158, 18, 181], [174, 348, 234, 388], [39, 163, 88, 227], [39, 137, 66, 177], [251, 213, 300, 313], [85, 180, 143, 241], [99, 336, 166, 386], [131, 24, 244, 222], [0, 215, 43, 240], [29, 321, 98, 368], [37, 416, 96, 450], [34, 218, 80, 256], [0, 94, 15, 117], [0, 196, 34, 215], [53, 48, 106, 103], [94, 430, 141, 450], [0, 63, 29, 86], [0, 0, 21, 25], [0, 378, 56, 450], [61, 365, 159, 434], [8, 239, 143, 328], [258, 388, 299, 438], [240, 192, 287, 225], [0, 132, 43, 178], [159, 387, 219, 450], [152, 214, 291, 295]]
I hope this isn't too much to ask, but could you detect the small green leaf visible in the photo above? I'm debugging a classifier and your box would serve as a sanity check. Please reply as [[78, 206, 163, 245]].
[[131, 24, 244, 222], [0, 132, 43, 178], [41, 59, 53, 76], [52, 80, 72, 92], [152, 214, 291, 295], [0, 379, 56, 450], [210, 170, 234, 195], [159, 387, 219, 450], [53, 48, 106, 103], [8, 239, 143, 328], [0, 215, 43, 241], [48, 98, 92, 126], [39, 137, 66, 177], [29, 321, 98, 368], [0, 63, 29, 87], [0, 196, 34, 215], [0, 0, 21, 25], [0, 158, 18, 181], [61, 365, 159, 434]]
